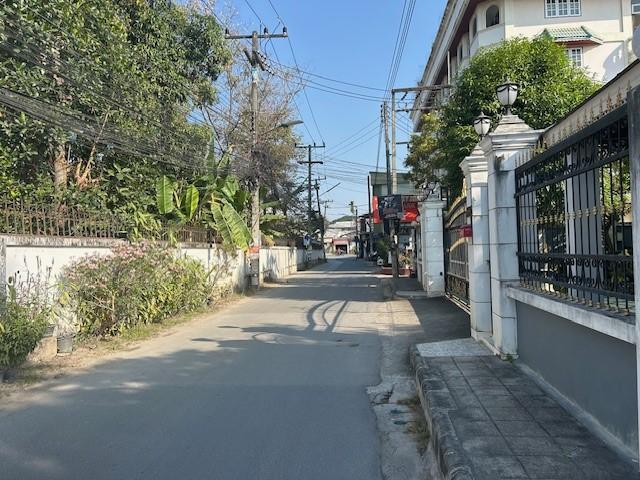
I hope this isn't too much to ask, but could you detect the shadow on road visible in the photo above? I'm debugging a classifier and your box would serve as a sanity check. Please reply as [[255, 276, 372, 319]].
[[0, 257, 386, 480]]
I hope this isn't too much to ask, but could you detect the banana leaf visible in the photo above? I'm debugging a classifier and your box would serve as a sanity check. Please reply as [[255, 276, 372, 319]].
[[156, 176, 175, 214]]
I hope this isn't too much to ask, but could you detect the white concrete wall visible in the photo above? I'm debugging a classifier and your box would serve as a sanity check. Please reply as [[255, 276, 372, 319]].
[[260, 246, 296, 281], [0, 235, 317, 297], [295, 248, 324, 268]]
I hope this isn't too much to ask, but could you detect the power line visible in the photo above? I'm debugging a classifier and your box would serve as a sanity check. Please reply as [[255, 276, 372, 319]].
[[268, 57, 387, 93], [286, 38, 324, 142], [324, 123, 380, 155], [242, 0, 266, 26]]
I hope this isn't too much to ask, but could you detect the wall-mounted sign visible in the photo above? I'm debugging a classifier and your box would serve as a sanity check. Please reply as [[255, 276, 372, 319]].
[[379, 194, 403, 219], [401, 198, 419, 223]]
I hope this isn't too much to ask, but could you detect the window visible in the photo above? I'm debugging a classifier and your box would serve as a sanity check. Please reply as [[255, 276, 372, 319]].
[[633, 0, 640, 15], [458, 43, 464, 60], [546, 0, 581, 17], [486, 5, 500, 27], [566, 47, 583, 67], [471, 16, 477, 38]]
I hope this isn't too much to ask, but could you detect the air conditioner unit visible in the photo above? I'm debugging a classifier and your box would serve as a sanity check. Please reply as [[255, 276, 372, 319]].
[[633, 3, 640, 15]]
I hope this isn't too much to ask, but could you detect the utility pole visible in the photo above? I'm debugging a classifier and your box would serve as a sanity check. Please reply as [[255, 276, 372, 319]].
[[314, 179, 326, 262], [296, 143, 325, 260], [390, 85, 451, 192], [367, 175, 374, 259], [391, 91, 397, 193], [225, 27, 287, 253], [349, 201, 359, 258], [382, 102, 399, 277], [382, 102, 392, 195]]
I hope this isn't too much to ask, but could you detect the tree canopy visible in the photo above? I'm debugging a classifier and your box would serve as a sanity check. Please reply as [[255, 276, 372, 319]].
[[405, 37, 600, 197], [0, 0, 269, 245]]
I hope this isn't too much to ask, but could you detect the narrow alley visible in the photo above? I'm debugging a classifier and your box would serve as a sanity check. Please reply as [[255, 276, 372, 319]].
[[0, 257, 391, 480]]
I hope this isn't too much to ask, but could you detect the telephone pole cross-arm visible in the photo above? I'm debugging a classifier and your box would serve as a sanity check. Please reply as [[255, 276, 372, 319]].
[[224, 27, 288, 252]]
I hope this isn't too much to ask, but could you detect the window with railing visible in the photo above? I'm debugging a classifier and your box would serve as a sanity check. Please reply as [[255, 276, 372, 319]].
[[515, 105, 634, 316]]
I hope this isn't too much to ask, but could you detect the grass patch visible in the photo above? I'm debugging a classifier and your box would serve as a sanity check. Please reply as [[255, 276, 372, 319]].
[[397, 394, 421, 410], [406, 415, 430, 454], [94, 292, 245, 351]]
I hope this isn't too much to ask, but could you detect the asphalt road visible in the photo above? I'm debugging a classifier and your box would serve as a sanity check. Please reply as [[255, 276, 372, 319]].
[[0, 257, 385, 480]]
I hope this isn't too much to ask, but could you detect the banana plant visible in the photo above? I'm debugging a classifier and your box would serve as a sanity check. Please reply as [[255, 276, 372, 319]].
[[155, 174, 251, 248]]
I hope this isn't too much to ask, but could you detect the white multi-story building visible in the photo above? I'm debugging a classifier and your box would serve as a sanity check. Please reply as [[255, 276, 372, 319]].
[[413, 0, 638, 122]]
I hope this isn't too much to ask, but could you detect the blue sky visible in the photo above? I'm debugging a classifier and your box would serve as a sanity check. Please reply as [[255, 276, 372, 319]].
[[226, 0, 447, 220]]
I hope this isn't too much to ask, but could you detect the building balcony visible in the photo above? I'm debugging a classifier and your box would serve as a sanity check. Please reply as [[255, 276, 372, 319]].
[[469, 24, 506, 57]]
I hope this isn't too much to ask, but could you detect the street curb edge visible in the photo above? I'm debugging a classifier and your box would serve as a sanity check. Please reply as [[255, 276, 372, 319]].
[[409, 345, 475, 480]]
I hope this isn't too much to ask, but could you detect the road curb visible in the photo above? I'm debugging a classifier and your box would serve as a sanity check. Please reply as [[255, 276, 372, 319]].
[[409, 345, 475, 480]]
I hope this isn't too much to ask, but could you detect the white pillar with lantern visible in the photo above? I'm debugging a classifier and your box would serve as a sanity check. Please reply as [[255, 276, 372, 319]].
[[460, 135, 492, 340], [483, 80, 543, 356]]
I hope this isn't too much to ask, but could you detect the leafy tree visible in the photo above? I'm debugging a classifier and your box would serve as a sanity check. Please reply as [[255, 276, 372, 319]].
[[0, 0, 268, 247], [406, 37, 599, 197]]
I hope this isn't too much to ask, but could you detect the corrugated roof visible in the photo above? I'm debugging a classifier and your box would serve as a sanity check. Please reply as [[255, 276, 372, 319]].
[[540, 26, 603, 44]]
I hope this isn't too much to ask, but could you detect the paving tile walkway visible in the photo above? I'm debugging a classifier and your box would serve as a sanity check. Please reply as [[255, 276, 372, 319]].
[[417, 353, 639, 479], [401, 290, 640, 480]]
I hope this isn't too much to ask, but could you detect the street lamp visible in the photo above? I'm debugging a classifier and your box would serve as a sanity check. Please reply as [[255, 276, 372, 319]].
[[473, 111, 492, 137], [262, 119, 303, 136], [278, 119, 303, 129], [496, 79, 519, 115]]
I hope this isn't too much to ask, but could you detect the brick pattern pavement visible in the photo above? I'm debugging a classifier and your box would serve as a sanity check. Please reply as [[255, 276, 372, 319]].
[[416, 353, 639, 480]]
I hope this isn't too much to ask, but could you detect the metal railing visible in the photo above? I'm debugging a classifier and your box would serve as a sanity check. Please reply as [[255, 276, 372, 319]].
[[515, 105, 634, 316], [0, 199, 126, 238], [444, 195, 470, 310], [0, 199, 213, 244]]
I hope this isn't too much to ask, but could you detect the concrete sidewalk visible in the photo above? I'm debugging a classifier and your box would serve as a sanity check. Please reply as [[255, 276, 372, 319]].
[[407, 293, 639, 480]]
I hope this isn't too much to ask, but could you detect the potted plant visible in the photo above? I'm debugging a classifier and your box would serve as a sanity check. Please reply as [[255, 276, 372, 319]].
[[398, 253, 412, 276]]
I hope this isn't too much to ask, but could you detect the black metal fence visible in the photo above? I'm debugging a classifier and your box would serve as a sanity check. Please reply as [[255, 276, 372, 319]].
[[515, 105, 634, 316], [444, 196, 470, 310], [0, 199, 213, 244]]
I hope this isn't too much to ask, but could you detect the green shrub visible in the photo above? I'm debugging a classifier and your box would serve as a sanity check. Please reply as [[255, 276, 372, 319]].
[[0, 281, 49, 369], [375, 239, 390, 265], [61, 243, 212, 336]]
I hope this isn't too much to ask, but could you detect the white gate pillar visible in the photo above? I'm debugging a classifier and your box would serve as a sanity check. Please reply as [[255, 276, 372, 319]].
[[627, 86, 640, 462], [419, 198, 446, 297], [460, 143, 492, 339], [485, 115, 543, 356]]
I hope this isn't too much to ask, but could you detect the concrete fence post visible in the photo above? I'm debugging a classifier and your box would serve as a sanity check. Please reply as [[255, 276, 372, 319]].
[[628, 86, 640, 462], [460, 144, 492, 340], [0, 236, 6, 305], [485, 115, 543, 356], [419, 198, 446, 297]]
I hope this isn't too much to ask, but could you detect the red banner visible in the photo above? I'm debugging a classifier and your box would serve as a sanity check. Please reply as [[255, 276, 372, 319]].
[[372, 196, 381, 224], [401, 199, 418, 223]]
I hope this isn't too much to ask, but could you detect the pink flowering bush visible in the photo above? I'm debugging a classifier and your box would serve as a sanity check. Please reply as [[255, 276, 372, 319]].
[[61, 243, 211, 336]]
